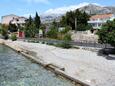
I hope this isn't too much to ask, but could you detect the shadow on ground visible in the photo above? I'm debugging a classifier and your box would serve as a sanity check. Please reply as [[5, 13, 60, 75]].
[[98, 48, 115, 60]]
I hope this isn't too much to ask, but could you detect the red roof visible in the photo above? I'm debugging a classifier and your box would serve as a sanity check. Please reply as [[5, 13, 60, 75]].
[[90, 13, 113, 20]]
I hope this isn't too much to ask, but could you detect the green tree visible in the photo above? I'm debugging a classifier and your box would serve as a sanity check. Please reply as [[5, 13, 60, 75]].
[[60, 9, 90, 31], [8, 22, 18, 32], [24, 15, 36, 38], [11, 33, 17, 41], [34, 12, 41, 33], [1, 24, 9, 39], [60, 26, 71, 34], [97, 19, 115, 47], [47, 26, 58, 39], [52, 19, 57, 27]]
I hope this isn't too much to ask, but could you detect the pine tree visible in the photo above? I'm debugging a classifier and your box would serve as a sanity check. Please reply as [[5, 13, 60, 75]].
[[24, 15, 36, 37], [34, 12, 41, 33]]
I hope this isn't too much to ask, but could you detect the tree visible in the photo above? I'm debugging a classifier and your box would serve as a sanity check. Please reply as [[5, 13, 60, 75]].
[[24, 15, 36, 38], [34, 12, 41, 33], [60, 16, 66, 26], [24, 13, 41, 38], [60, 9, 91, 31], [47, 25, 58, 39], [1, 24, 9, 39], [60, 26, 71, 34], [97, 19, 115, 47], [8, 22, 18, 32], [52, 19, 57, 26]]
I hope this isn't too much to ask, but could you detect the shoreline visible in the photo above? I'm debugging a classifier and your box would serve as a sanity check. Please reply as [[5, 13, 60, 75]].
[[0, 39, 115, 86], [0, 39, 89, 86]]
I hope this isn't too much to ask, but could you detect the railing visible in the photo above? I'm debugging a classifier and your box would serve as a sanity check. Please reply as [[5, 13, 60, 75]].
[[24, 38, 113, 49]]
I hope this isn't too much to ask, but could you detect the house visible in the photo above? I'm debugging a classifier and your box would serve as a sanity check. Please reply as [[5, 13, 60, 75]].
[[1, 14, 27, 38], [1, 14, 27, 26], [88, 13, 115, 29]]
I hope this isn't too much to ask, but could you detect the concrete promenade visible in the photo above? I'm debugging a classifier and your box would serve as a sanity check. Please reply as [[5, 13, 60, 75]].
[[0, 39, 115, 86]]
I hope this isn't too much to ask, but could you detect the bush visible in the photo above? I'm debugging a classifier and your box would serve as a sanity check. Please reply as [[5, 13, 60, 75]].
[[47, 27, 58, 39], [11, 34, 17, 41], [60, 26, 71, 34], [63, 33, 72, 41], [56, 33, 72, 49], [59, 42, 72, 49], [97, 20, 115, 47], [3, 35, 9, 40], [1, 28, 9, 40]]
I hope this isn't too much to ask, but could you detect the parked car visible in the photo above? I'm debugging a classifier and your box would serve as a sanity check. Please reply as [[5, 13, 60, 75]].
[[101, 48, 115, 55]]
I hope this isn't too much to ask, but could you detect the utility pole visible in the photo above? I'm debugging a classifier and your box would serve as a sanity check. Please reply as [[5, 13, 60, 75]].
[[75, 17, 77, 33]]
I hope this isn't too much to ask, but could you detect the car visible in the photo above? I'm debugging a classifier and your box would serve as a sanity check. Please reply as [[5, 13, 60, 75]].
[[101, 48, 115, 55]]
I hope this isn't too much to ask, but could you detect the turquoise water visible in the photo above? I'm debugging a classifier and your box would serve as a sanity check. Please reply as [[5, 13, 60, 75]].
[[0, 45, 75, 86]]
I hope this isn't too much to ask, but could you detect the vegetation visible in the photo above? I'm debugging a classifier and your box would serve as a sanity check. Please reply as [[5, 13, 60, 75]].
[[24, 12, 41, 38], [60, 26, 71, 34], [97, 19, 115, 47], [60, 9, 91, 31], [1, 24, 9, 39], [8, 23, 18, 32], [34, 12, 41, 33], [61, 33, 72, 48], [10, 33, 17, 41], [47, 25, 58, 39], [24, 16, 35, 37], [56, 33, 72, 49], [39, 24, 46, 37]]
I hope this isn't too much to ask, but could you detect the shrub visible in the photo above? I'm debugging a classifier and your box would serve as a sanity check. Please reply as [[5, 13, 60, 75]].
[[57, 33, 72, 49], [59, 42, 72, 49], [47, 27, 58, 39], [63, 33, 72, 41], [42, 41, 45, 44], [60, 26, 71, 34], [97, 20, 115, 47], [1, 28, 9, 40], [4, 35, 9, 40], [11, 34, 17, 41]]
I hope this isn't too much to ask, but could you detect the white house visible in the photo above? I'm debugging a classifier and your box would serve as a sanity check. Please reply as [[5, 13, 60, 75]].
[[88, 13, 115, 29], [1, 14, 27, 26]]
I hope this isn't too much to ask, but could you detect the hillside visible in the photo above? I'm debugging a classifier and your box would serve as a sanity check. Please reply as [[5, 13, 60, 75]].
[[41, 4, 115, 23]]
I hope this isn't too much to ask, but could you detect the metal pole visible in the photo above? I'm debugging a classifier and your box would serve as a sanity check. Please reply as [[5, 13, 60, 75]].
[[75, 18, 77, 33]]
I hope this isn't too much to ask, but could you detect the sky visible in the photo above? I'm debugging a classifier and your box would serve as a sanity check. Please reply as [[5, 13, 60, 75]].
[[0, 0, 115, 19]]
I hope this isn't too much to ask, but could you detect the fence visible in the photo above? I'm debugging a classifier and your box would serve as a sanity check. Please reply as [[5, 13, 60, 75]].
[[70, 41, 113, 48], [24, 38, 113, 49]]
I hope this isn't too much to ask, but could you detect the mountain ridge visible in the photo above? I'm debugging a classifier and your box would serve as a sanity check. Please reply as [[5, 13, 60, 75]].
[[41, 3, 115, 23]]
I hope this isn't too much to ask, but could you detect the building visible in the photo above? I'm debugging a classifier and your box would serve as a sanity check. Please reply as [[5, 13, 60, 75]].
[[1, 14, 27, 39], [1, 14, 27, 26], [88, 13, 115, 29]]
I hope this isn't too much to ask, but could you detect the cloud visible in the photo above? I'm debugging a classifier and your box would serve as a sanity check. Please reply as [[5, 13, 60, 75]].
[[43, 2, 101, 15], [24, 0, 50, 4]]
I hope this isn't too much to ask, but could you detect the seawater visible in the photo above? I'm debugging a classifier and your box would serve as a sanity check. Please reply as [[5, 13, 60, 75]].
[[0, 44, 75, 86]]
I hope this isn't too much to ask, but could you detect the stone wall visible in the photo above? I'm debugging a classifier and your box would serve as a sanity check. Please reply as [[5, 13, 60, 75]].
[[71, 31, 98, 43]]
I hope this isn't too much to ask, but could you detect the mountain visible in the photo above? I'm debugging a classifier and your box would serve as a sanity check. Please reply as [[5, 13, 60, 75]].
[[40, 14, 62, 24], [79, 4, 115, 15], [79, 4, 110, 15], [41, 3, 115, 24], [105, 6, 115, 14]]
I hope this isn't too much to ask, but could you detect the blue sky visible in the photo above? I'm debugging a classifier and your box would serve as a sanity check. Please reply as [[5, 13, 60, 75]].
[[0, 0, 115, 19]]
